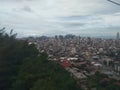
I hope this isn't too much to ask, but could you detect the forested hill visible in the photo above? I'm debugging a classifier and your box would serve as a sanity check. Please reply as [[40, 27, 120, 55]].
[[0, 28, 80, 90]]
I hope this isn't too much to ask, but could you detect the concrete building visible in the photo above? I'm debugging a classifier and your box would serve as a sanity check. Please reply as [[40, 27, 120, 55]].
[[116, 32, 120, 40], [114, 63, 120, 75]]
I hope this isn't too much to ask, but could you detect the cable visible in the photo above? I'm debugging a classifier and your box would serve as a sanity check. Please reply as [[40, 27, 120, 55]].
[[107, 0, 120, 6]]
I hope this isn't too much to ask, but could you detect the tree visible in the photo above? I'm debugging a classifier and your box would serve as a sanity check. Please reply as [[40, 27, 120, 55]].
[[0, 28, 80, 90], [0, 28, 38, 90], [12, 56, 80, 90]]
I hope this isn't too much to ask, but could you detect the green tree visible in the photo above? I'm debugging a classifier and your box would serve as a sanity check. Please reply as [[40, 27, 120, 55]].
[[0, 28, 80, 90], [0, 28, 38, 90]]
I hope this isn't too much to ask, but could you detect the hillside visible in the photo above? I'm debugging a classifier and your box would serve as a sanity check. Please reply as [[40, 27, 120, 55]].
[[0, 28, 80, 90]]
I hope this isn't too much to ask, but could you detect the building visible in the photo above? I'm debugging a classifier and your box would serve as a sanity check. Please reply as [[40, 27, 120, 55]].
[[116, 32, 120, 40], [114, 62, 120, 75], [61, 60, 72, 68]]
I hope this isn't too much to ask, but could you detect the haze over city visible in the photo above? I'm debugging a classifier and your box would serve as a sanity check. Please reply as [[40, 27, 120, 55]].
[[0, 0, 120, 37]]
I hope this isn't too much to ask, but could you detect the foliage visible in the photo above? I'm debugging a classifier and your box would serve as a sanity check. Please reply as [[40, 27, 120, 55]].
[[87, 71, 120, 90], [0, 28, 80, 90], [12, 54, 79, 90]]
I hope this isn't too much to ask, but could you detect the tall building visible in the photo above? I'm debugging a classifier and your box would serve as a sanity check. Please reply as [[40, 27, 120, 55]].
[[71, 47, 76, 55], [116, 32, 119, 40]]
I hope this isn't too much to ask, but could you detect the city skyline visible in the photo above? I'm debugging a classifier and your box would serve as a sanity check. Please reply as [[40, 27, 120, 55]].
[[0, 0, 120, 37]]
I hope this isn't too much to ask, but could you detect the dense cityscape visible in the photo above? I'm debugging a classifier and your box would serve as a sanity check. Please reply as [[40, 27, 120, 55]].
[[28, 33, 120, 90], [0, 0, 120, 90]]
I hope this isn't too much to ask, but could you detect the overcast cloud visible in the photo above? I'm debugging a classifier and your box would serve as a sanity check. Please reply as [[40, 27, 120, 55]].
[[0, 0, 120, 37]]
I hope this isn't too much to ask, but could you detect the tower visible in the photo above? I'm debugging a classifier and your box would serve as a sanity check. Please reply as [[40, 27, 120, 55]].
[[116, 32, 119, 40]]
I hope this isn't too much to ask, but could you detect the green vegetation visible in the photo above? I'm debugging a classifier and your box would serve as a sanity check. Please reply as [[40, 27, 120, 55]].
[[87, 71, 120, 90], [0, 28, 79, 90]]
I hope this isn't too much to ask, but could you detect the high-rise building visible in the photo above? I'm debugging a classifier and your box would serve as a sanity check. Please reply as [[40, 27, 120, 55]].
[[116, 32, 119, 40]]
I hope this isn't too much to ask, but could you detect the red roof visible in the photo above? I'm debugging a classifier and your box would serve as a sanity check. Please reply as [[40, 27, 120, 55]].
[[61, 60, 72, 68]]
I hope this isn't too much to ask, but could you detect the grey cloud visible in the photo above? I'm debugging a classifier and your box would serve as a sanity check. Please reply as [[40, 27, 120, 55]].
[[0, 0, 120, 37], [58, 15, 102, 22], [56, 15, 104, 29], [21, 6, 33, 12], [25, 0, 37, 1], [62, 23, 85, 27], [0, 0, 23, 2], [13, 6, 33, 13]]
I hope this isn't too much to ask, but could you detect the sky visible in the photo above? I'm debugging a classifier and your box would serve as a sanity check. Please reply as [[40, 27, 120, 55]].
[[0, 0, 120, 38]]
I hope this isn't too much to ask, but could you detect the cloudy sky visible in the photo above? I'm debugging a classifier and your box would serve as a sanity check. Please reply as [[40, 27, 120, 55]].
[[0, 0, 120, 37]]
